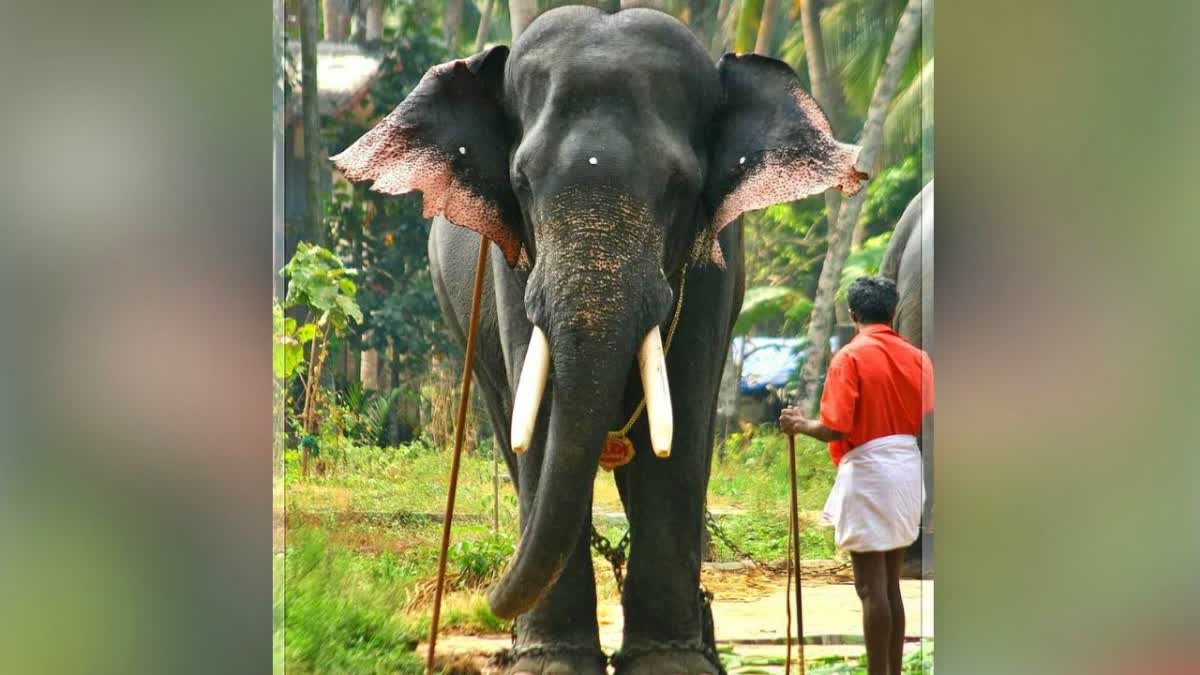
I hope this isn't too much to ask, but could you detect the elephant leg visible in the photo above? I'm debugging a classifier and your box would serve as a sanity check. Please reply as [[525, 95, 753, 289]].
[[614, 263, 736, 675], [614, 413, 719, 675]]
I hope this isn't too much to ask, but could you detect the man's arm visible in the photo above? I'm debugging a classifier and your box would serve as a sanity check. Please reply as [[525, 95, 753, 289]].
[[779, 407, 844, 442]]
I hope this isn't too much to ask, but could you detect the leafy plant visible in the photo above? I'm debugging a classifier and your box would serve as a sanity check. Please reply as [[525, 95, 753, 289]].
[[735, 286, 813, 336], [838, 231, 893, 300], [450, 532, 515, 586], [282, 242, 364, 477]]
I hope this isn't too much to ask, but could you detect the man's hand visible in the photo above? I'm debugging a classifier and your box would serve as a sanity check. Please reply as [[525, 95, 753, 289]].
[[778, 406, 845, 442], [778, 406, 812, 435]]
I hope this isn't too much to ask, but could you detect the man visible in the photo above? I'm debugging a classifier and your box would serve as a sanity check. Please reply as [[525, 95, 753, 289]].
[[779, 276, 932, 675]]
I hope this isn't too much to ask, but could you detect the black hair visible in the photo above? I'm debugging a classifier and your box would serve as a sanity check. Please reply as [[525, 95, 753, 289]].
[[847, 276, 898, 325]]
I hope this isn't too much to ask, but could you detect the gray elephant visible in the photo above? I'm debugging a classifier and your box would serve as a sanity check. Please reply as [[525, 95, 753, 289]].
[[334, 7, 864, 674], [880, 180, 933, 576]]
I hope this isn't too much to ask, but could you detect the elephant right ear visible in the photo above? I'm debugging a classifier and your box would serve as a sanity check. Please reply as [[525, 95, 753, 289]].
[[705, 53, 868, 266], [332, 46, 525, 266]]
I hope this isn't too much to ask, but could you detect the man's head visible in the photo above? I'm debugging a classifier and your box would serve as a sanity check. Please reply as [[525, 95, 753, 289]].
[[847, 275, 898, 326]]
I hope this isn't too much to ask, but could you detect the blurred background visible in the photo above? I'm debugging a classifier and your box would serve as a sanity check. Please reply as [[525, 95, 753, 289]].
[[0, 0, 1196, 673]]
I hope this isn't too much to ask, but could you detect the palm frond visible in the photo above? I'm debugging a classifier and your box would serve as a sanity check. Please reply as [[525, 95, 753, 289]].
[[882, 56, 932, 163]]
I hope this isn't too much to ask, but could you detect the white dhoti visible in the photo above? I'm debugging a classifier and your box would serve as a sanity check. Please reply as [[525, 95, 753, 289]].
[[822, 434, 924, 553]]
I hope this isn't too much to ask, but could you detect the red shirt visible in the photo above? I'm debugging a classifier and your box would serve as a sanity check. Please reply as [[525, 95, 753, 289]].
[[819, 323, 934, 466]]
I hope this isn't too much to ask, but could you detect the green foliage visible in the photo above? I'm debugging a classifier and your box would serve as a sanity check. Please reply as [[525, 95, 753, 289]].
[[283, 241, 364, 330], [283, 529, 424, 674], [860, 155, 924, 240], [735, 286, 813, 337], [450, 532, 516, 586], [273, 303, 306, 380], [838, 231, 892, 300], [710, 428, 839, 563]]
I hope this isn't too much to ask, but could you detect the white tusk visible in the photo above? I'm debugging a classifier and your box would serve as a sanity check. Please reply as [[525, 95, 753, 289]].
[[510, 326, 550, 454], [638, 326, 674, 458]]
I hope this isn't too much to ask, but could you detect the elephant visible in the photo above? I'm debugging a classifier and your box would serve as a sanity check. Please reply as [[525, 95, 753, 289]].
[[880, 180, 933, 577], [333, 6, 865, 673]]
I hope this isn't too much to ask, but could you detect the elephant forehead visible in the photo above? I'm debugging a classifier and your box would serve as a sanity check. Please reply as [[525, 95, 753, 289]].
[[506, 10, 719, 126]]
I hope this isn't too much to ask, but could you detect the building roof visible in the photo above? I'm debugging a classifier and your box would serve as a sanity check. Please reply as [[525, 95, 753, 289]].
[[284, 41, 384, 122]]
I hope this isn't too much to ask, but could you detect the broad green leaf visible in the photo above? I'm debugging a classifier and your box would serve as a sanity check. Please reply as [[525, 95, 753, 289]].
[[335, 294, 364, 325], [734, 286, 809, 336], [296, 322, 318, 343]]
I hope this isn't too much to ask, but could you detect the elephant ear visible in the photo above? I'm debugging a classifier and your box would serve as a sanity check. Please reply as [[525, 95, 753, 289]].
[[705, 53, 868, 266], [332, 46, 525, 266]]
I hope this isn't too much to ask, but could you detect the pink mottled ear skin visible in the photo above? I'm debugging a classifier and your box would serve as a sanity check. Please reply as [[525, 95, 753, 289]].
[[331, 50, 522, 266], [709, 141, 865, 265], [707, 57, 868, 267], [331, 123, 523, 266]]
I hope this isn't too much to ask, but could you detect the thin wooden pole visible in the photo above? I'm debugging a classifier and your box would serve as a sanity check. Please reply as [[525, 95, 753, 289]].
[[426, 235, 490, 674], [787, 433, 806, 674]]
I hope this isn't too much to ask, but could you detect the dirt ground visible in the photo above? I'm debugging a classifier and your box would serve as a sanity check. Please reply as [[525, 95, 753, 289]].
[[425, 564, 934, 674]]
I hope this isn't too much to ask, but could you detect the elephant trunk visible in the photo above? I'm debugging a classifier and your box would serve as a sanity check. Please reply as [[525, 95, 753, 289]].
[[487, 323, 636, 619]]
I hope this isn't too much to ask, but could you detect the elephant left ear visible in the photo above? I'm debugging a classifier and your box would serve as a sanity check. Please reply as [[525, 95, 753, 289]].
[[332, 46, 525, 266], [705, 53, 868, 266]]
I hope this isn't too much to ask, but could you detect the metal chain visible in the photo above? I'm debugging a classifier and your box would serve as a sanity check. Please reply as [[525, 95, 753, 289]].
[[704, 509, 788, 573], [610, 636, 727, 675], [489, 642, 606, 670], [590, 526, 631, 592]]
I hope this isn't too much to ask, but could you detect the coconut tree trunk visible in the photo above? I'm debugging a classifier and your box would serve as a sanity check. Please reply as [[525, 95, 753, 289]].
[[444, 0, 465, 52], [473, 0, 495, 51], [300, 0, 323, 246], [323, 0, 346, 40], [708, 0, 734, 59], [509, 0, 538, 41], [797, 0, 922, 414], [800, 0, 846, 134], [734, 0, 762, 54], [753, 0, 779, 56], [365, 0, 384, 40]]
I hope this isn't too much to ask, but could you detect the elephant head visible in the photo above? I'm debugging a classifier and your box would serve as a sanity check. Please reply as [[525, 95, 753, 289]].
[[333, 7, 865, 619]]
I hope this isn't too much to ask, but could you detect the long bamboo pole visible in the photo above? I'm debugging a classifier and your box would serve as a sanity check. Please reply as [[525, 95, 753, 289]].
[[787, 433, 806, 674], [426, 235, 490, 674]]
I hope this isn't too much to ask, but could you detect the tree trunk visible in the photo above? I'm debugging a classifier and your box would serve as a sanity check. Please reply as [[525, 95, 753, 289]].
[[799, 0, 849, 255], [797, 0, 922, 414], [360, 345, 379, 391], [322, 0, 346, 40], [509, 0, 538, 41], [734, 0, 762, 54], [753, 0, 779, 56], [799, 0, 845, 134], [365, 0, 384, 40], [300, 0, 323, 246], [473, 0, 495, 51], [444, 0, 465, 52], [708, 0, 734, 59]]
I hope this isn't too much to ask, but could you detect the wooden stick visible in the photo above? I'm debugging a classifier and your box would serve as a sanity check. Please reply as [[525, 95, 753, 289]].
[[787, 432, 806, 674], [426, 235, 490, 674]]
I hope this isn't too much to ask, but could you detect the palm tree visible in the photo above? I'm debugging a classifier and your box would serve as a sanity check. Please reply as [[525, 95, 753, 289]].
[[795, 0, 923, 413], [474, 0, 496, 50], [445, 0, 466, 51], [509, 0, 538, 39], [753, 0, 781, 55]]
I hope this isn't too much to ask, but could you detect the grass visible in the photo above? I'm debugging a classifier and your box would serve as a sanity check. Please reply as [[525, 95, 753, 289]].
[[280, 426, 840, 673], [708, 427, 840, 563], [719, 641, 934, 674]]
